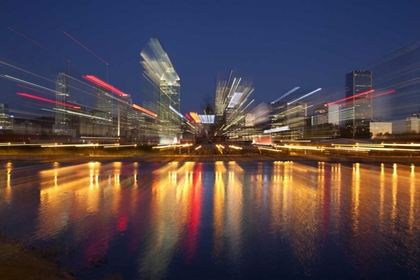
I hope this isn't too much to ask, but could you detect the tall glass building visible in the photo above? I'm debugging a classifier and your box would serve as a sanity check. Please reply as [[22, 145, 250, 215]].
[[53, 72, 71, 135], [345, 70, 372, 138], [140, 38, 181, 143]]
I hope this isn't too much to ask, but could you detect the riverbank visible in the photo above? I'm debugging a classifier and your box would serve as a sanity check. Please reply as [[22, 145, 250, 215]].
[[0, 234, 74, 280], [2, 153, 420, 164]]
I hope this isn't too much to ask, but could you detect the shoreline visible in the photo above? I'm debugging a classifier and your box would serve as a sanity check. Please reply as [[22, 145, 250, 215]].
[[1, 154, 420, 164], [0, 234, 75, 280]]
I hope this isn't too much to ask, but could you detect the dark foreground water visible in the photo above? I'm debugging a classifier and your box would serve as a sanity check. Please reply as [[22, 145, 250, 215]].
[[0, 160, 419, 279]]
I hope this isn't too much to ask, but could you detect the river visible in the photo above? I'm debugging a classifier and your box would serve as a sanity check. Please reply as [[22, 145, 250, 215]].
[[0, 160, 419, 279]]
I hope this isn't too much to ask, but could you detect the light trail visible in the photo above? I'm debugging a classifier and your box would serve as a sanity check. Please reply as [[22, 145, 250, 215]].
[[189, 112, 201, 123], [240, 99, 254, 112], [82, 75, 128, 97], [0, 61, 60, 86], [8, 27, 69, 63], [1, 75, 57, 95], [17, 84, 55, 97], [132, 104, 157, 118], [327, 89, 375, 105], [185, 113, 194, 123], [63, 31, 108, 65], [17, 92, 80, 109], [287, 88, 322, 105], [41, 108, 110, 121], [271, 87, 300, 103], [169, 105, 185, 119]]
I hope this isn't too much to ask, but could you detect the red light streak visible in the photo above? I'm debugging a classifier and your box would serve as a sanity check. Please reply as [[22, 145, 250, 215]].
[[83, 75, 128, 97], [63, 31, 108, 65], [351, 89, 396, 104], [327, 89, 375, 105], [132, 104, 157, 118], [185, 113, 194, 123], [8, 27, 69, 63], [185, 163, 202, 262], [17, 92, 80, 109]]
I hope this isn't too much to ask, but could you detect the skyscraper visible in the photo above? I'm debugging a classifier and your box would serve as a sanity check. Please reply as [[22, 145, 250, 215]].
[[345, 70, 373, 138], [53, 72, 71, 135], [140, 38, 181, 143]]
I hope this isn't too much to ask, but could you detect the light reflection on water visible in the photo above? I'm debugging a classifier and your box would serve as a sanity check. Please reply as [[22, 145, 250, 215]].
[[0, 161, 419, 279]]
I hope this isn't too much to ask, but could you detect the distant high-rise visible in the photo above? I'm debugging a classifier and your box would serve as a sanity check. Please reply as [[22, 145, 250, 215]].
[[345, 70, 372, 137], [53, 72, 71, 135], [0, 103, 13, 130], [96, 86, 113, 136], [140, 38, 181, 143]]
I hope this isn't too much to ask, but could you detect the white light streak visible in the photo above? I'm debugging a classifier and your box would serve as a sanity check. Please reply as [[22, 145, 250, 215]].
[[263, 126, 290, 133], [287, 88, 322, 105], [271, 87, 300, 103], [228, 92, 243, 108], [169, 105, 185, 119]]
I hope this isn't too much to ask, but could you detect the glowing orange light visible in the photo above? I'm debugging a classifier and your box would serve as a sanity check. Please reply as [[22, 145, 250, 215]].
[[17, 92, 80, 109], [83, 75, 128, 97], [132, 104, 157, 118], [189, 112, 201, 123]]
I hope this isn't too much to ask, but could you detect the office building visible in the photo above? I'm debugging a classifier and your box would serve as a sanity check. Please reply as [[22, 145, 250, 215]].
[[0, 103, 13, 130], [95, 86, 113, 136], [141, 38, 181, 143], [370, 122, 392, 138], [53, 73, 74, 136], [345, 70, 373, 137], [406, 114, 420, 133]]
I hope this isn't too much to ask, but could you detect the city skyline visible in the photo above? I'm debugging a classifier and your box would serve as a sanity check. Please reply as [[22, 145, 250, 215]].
[[1, 0, 420, 116]]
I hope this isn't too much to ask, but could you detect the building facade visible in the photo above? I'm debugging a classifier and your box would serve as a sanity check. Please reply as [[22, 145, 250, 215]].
[[345, 70, 373, 138], [53, 73, 74, 136], [406, 114, 420, 133], [370, 122, 392, 138], [0, 103, 13, 130]]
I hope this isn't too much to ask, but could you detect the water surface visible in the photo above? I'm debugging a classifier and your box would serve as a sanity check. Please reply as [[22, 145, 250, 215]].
[[0, 160, 419, 279]]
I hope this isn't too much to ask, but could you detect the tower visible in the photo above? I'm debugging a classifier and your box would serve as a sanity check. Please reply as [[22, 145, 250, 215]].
[[53, 72, 71, 135], [345, 70, 372, 138]]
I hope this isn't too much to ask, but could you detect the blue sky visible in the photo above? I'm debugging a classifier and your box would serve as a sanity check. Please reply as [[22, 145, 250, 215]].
[[1, 0, 420, 116]]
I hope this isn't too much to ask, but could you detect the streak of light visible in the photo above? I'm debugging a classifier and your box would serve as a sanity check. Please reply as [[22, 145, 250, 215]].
[[240, 99, 255, 112], [132, 104, 158, 118], [8, 27, 69, 62], [41, 108, 111, 121], [185, 113, 194, 123], [152, 144, 193, 150], [195, 146, 202, 150], [1, 75, 61, 99], [17, 92, 80, 109], [82, 75, 128, 97], [229, 145, 242, 150], [9, 109, 45, 117], [169, 105, 185, 119], [327, 89, 375, 105], [263, 126, 290, 133], [271, 87, 300, 103], [227, 92, 243, 108], [287, 88, 322, 105], [63, 31, 108, 65], [189, 112, 201, 123], [17, 84, 55, 97], [259, 147, 282, 153]]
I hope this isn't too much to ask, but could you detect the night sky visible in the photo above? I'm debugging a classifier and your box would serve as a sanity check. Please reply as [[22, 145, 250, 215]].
[[1, 0, 420, 116]]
